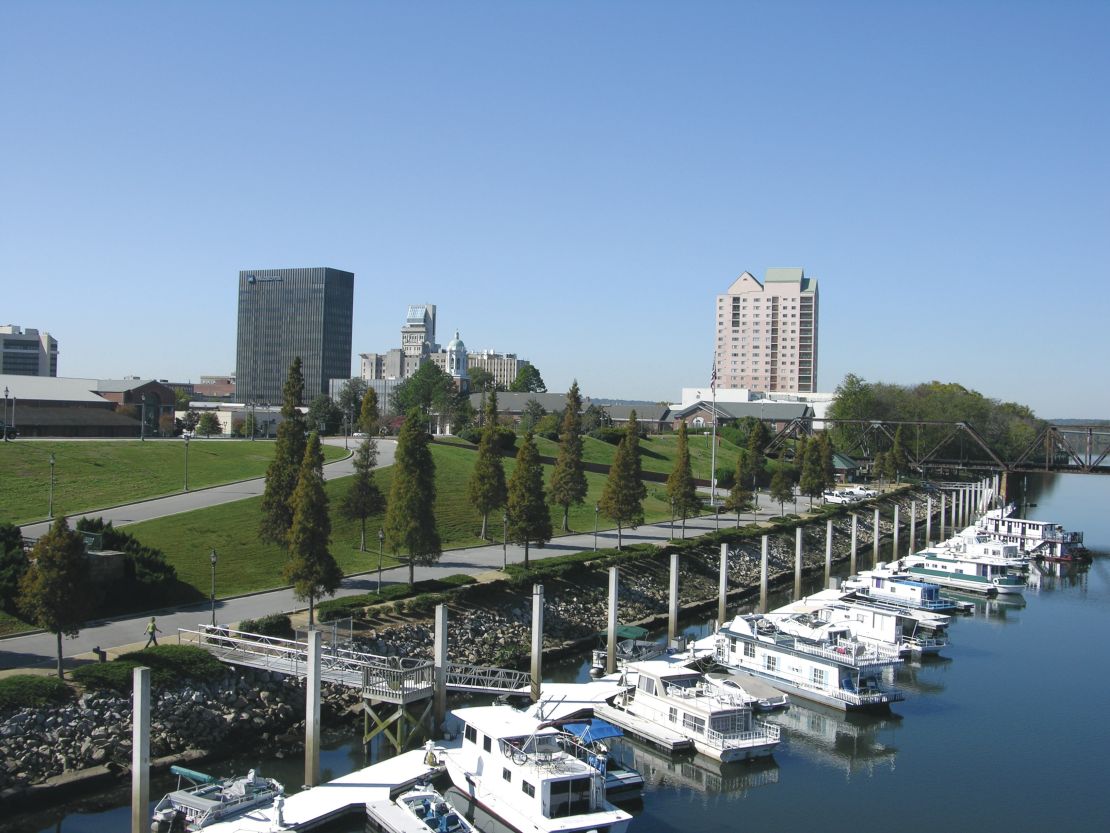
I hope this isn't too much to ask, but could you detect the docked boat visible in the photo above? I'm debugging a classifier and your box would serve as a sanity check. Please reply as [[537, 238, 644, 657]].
[[151, 766, 282, 832], [442, 705, 632, 833], [607, 660, 780, 762], [590, 624, 666, 675], [772, 590, 950, 656], [900, 547, 1026, 595], [557, 718, 645, 800], [713, 613, 904, 712], [977, 505, 1088, 561], [933, 528, 1032, 570], [843, 565, 972, 613], [378, 783, 476, 833]]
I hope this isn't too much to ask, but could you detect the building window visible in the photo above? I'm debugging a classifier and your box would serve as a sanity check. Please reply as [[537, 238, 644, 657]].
[[522, 781, 535, 798]]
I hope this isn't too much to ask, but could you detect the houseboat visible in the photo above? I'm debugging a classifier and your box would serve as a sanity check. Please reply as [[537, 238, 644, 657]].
[[977, 506, 1088, 561], [900, 548, 1026, 595], [713, 614, 904, 712], [842, 566, 971, 613], [442, 705, 632, 833], [590, 624, 667, 675], [607, 660, 781, 762], [151, 767, 282, 832]]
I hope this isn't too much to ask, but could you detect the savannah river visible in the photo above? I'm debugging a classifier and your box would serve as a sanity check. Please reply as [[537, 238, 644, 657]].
[[9, 473, 1109, 832]]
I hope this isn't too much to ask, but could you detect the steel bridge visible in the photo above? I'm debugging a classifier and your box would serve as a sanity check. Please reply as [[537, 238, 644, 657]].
[[765, 418, 1110, 475], [178, 626, 531, 706]]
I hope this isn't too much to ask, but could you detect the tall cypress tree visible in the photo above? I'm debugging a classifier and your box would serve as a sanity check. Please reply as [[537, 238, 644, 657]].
[[666, 421, 700, 538], [747, 419, 768, 490], [725, 454, 754, 526], [384, 408, 442, 585], [285, 433, 342, 627], [18, 517, 94, 679], [550, 381, 588, 531], [799, 435, 827, 503], [506, 430, 552, 568], [261, 358, 307, 546], [599, 412, 646, 550], [818, 431, 835, 485], [358, 387, 380, 435], [340, 436, 384, 551], [467, 390, 507, 539], [770, 467, 794, 516], [890, 425, 909, 481]]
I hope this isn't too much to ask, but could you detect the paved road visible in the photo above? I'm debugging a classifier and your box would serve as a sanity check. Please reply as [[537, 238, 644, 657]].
[[1, 489, 801, 672], [19, 438, 394, 539]]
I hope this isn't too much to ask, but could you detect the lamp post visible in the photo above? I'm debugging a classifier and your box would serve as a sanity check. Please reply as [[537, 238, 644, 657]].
[[140, 394, 146, 442], [377, 528, 384, 594], [502, 512, 508, 569], [183, 434, 190, 492], [594, 503, 600, 551], [209, 548, 218, 627], [48, 453, 55, 519], [670, 499, 675, 539], [250, 402, 256, 441], [2, 386, 8, 441]]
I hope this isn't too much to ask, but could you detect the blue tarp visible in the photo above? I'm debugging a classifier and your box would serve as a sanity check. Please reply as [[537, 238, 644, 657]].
[[562, 719, 624, 744]]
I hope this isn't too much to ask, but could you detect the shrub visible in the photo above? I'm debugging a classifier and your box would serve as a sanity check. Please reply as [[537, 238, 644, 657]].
[[237, 613, 294, 639], [457, 427, 482, 445], [589, 426, 624, 445], [715, 466, 736, 490], [71, 645, 224, 692], [0, 674, 73, 712]]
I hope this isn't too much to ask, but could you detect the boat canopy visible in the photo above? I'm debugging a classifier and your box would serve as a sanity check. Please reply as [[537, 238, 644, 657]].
[[597, 625, 650, 640], [562, 719, 624, 744]]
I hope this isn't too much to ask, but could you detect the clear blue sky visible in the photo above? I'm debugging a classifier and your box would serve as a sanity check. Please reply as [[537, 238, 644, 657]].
[[2, 2, 1107, 418]]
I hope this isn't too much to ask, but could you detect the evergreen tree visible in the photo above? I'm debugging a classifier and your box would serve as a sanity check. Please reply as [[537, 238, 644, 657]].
[[549, 381, 588, 531], [18, 517, 94, 678], [746, 420, 768, 491], [509, 364, 546, 393], [358, 387, 380, 434], [599, 412, 646, 549], [260, 358, 307, 546], [818, 431, 835, 485], [873, 451, 889, 487], [666, 422, 700, 538], [197, 411, 221, 437], [769, 467, 794, 516], [798, 435, 827, 502], [0, 523, 29, 613], [285, 433, 342, 627], [468, 390, 508, 539], [724, 455, 754, 527], [506, 431, 552, 568], [340, 436, 385, 552], [890, 425, 909, 481], [384, 408, 442, 585]]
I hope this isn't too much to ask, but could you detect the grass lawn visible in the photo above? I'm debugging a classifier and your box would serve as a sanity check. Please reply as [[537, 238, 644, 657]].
[[533, 433, 745, 480], [0, 440, 346, 526], [124, 443, 680, 599]]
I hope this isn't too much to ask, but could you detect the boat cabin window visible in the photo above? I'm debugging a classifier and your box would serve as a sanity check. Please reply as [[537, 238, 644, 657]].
[[811, 668, 827, 687], [668, 706, 678, 724], [483, 736, 492, 752], [744, 641, 755, 658], [710, 711, 744, 734], [682, 713, 706, 735], [522, 780, 535, 798], [637, 676, 657, 696], [464, 724, 477, 744], [547, 776, 592, 818], [764, 655, 778, 672], [502, 768, 512, 783]]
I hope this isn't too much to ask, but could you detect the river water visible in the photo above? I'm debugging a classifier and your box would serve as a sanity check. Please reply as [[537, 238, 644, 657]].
[[10, 473, 1109, 833]]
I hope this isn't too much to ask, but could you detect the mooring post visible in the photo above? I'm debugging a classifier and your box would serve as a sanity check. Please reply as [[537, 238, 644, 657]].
[[850, 514, 858, 574], [794, 527, 803, 599], [434, 604, 448, 733], [131, 666, 150, 833], [668, 553, 680, 644], [759, 535, 769, 613], [305, 628, 321, 787], [909, 501, 917, 555], [892, 504, 900, 557], [872, 507, 881, 562], [824, 519, 833, 585], [718, 544, 728, 628], [939, 492, 947, 540], [926, 495, 933, 546], [607, 567, 619, 675], [531, 584, 544, 702]]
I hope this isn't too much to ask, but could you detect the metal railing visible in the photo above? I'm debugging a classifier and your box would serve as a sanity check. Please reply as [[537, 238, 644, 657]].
[[446, 662, 531, 694], [707, 722, 781, 751], [791, 638, 903, 667]]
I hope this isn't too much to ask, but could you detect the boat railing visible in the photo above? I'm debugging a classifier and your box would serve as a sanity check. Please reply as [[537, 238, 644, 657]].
[[905, 634, 948, 651], [826, 684, 905, 707], [706, 722, 780, 751], [791, 638, 902, 667]]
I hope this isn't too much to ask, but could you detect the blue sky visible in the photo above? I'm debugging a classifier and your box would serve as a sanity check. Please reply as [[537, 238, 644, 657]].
[[2, 1, 1107, 418]]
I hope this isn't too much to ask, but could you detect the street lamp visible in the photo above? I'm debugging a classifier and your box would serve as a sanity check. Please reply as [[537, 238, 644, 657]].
[[594, 503, 600, 551], [48, 453, 55, 519], [2, 386, 8, 441], [209, 548, 218, 627], [377, 528, 385, 594], [670, 499, 675, 539], [502, 512, 508, 569], [183, 434, 190, 492]]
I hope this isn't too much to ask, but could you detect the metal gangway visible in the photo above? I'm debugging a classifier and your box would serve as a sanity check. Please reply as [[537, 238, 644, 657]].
[[179, 626, 529, 706]]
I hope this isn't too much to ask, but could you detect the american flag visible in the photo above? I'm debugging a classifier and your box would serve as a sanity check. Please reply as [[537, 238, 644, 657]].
[[710, 359, 717, 392]]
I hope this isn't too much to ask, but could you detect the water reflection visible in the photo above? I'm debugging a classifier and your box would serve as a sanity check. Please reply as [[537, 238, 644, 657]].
[[1027, 560, 1090, 593], [621, 738, 779, 796], [765, 700, 898, 777]]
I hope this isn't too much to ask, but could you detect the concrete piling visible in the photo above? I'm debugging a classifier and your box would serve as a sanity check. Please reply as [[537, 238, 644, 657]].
[[305, 629, 321, 787], [824, 519, 833, 585], [794, 527, 803, 599], [926, 495, 933, 546], [909, 501, 917, 555], [850, 514, 858, 574], [607, 567, 619, 675], [893, 504, 900, 557], [668, 553, 680, 643], [131, 667, 150, 833], [718, 544, 729, 629], [531, 584, 544, 702], [759, 536, 769, 613], [873, 508, 881, 562], [434, 605, 448, 732]]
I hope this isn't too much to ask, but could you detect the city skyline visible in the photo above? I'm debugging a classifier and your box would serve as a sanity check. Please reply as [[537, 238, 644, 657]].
[[2, 3, 1107, 417]]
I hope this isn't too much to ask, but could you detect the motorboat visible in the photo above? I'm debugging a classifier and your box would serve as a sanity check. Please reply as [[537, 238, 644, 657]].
[[557, 718, 645, 800], [608, 660, 780, 762], [387, 784, 475, 833], [442, 705, 632, 833], [713, 613, 904, 712], [977, 505, 1088, 561], [590, 624, 666, 675], [151, 766, 282, 832]]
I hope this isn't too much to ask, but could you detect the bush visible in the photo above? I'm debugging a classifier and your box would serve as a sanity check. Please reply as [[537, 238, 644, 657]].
[[237, 613, 294, 639], [589, 427, 625, 445], [0, 674, 73, 712], [457, 427, 482, 444], [715, 466, 736, 490], [71, 645, 224, 692]]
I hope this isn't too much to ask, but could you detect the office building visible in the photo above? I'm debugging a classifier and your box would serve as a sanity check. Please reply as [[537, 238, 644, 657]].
[[714, 268, 819, 393], [1, 325, 58, 376], [235, 267, 354, 404]]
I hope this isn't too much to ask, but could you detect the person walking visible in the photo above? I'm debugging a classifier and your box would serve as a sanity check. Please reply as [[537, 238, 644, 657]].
[[144, 617, 161, 648]]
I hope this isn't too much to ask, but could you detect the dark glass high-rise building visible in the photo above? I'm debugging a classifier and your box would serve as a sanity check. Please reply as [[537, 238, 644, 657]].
[[235, 267, 354, 405]]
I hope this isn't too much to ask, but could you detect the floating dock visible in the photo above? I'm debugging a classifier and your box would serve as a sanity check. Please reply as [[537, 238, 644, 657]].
[[202, 748, 445, 832]]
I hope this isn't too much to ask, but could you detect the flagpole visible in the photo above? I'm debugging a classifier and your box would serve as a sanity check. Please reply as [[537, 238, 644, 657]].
[[710, 362, 718, 509]]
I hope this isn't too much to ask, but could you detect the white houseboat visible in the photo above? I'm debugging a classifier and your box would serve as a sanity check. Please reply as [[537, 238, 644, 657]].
[[772, 590, 949, 656], [977, 505, 1087, 561], [900, 548, 1026, 595], [442, 705, 632, 833], [607, 660, 781, 762], [842, 566, 970, 613], [713, 614, 904, 712]]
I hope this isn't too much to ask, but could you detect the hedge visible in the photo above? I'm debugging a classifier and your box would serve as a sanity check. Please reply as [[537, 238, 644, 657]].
[[71, 645, 225, 693], [0, 674, 73, 713]]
